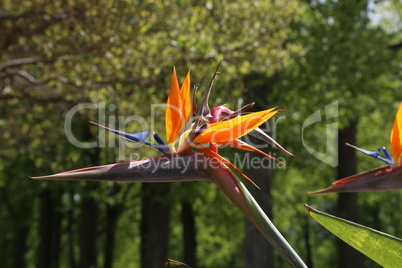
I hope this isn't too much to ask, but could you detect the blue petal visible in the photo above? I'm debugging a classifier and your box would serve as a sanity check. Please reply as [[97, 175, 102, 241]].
[[153, 132, 166, 146], [91, 121, 167, 154], [346, 143, 394, 167], [195, 124, 208, 136], [382, 147, 393, 163], [153, 133, 171, 154], [112, 130, 149, 143]]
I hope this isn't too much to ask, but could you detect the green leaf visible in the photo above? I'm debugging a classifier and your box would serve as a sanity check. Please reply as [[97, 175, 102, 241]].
[[305, 204, 402, 268]]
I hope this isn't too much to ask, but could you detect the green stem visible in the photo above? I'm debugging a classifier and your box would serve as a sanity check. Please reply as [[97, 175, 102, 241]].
[[229, 170, 307, 268]]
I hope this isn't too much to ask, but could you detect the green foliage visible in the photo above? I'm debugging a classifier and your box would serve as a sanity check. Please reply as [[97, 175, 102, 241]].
[[306, 205, 402, 268]]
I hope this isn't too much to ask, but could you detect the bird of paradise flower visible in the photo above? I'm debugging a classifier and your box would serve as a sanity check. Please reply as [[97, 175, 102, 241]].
[[312, 103, 402, 193], [305, 102, 402, 268], [32, 64, 306, 267]]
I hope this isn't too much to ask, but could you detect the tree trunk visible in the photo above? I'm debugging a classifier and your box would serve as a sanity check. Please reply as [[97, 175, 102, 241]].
[[52, 194, 62, 268], [103, 204, 122, 268], [79, 196, 99, 268], [12, 224, 29, 268], [303, 215, 313, 268], [37, 189, 52, 268], [36, 188, 61, 268], [182, 201, 197, 267], [140, 183, 170, 268], [68, 192, 77, 268], [77, 116, 101, 268], [243, 152, 275, 268], [242, 73, 276, 268], [337, 118, 365, 268]]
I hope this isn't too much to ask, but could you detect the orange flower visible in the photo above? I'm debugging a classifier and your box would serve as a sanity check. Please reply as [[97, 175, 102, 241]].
[[165, 68, 191, 150], [193, 108, 277, 144], [390, 103, 402, 166]]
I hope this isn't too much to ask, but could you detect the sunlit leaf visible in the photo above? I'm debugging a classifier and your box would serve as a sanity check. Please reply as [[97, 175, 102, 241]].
[[305, 205, 402, 268]]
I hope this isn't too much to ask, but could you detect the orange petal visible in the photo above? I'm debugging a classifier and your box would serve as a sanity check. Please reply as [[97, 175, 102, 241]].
[[225, 139, 283, 164], [194, 108, 277, 144], [165, 67, 182, 144], [390, 102, 402, 166], [180, 70, 192, 122], [196, 145, 260, 189]]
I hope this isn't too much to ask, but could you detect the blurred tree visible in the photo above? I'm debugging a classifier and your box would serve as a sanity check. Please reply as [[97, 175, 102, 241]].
[[36, 188, 62, 268], [181, 200, 197, 267]]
